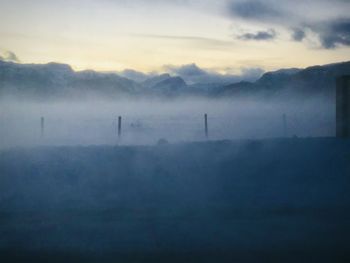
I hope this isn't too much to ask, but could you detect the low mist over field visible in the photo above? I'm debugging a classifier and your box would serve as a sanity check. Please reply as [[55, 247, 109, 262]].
[[0, 95, 334, 148], [1, 0, 350, 262], [1, 59, 346, 148]]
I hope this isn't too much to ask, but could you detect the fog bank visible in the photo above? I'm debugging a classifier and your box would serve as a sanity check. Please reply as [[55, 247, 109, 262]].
[[0, 96, 335, 149]]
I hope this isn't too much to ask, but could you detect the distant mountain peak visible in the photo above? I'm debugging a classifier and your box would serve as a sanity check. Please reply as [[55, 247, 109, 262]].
[[154, 76, 186, 87], [1, 60, 350, 99], [142, 73, 172, 88]]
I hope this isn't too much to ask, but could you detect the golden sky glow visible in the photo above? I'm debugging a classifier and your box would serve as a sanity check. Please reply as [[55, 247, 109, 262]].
[[1, 0, 350, 74]]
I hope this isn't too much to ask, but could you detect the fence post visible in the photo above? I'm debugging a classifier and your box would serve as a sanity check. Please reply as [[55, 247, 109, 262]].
[[336, 75, 350, 138], [282, 113, 287, 137], [204, 113, 208, 139], [118, 116, 122, 139], [40, 117, 45, 138]]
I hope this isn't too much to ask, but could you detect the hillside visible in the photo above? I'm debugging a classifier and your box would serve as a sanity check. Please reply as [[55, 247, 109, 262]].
[[218, 61, 350, 97], [0, 61, 140, 98], [1, 60, 350, 98]]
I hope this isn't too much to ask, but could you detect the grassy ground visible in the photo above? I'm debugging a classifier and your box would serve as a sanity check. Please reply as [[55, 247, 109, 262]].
[[0, 138, 349, 262]]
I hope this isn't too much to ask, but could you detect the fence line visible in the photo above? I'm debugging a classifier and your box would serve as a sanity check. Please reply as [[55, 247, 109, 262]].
[[0, 112, 335, 148], [31, 114, 333, 140]]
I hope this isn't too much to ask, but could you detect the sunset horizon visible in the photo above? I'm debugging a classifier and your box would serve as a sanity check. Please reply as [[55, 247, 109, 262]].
[[1, 1, 350, 262], [1, 0, 350, 74]]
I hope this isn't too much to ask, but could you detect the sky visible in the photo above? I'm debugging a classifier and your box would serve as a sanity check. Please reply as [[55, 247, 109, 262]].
[[0, 0, 350, 76]]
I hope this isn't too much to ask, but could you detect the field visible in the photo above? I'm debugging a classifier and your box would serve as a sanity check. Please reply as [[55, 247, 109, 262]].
[[0, 138, 349, 262]]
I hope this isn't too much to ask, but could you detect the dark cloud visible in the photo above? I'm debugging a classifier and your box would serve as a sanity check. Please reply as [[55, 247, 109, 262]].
[[229, 0, 284, 21], [228, 0, 350, 49], [291, 19, 350, 49], [317, 19, 350, 49], [238, 29, 276, 41], [291, 28, 306, 42]]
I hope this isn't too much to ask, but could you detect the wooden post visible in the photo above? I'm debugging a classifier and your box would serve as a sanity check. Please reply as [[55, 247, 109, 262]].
[[40, 117, 44, 138], [118, 116, 122, 139], [204, 113, 208, 139], [282, 113, 287, 137], [336, 75, 350, 138]]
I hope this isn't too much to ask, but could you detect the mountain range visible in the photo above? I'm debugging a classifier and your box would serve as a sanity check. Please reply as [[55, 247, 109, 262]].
[[217, 61, 350, 98], [0, 60, 349, 99]]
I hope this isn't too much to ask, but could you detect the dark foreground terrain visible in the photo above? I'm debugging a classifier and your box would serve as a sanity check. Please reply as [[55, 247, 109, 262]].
[[0, 138, 349, 262]]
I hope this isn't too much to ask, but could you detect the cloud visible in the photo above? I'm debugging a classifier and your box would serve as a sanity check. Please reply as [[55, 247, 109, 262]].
[[227, 0, 350, 49], [228, 0, 285, 22], [6, 51, 20, 62], [0, 50, 20, 62], [117, 63, 264, 85], [240, 67, 266, 79], [133, 34, 236, 50], [315, 18, 350, 49], [166, 63, 206, 78], [291, 28, 306, 42], [290, 18, 350, 49], [119, 69, 153, 82], [238, 29, 276, 41], [163, 63, 264, 84]]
